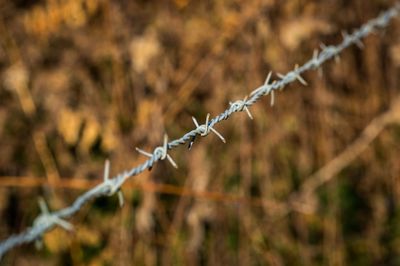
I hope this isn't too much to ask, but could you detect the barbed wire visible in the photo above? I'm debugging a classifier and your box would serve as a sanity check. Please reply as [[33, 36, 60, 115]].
[[1, 3, 399, 260]]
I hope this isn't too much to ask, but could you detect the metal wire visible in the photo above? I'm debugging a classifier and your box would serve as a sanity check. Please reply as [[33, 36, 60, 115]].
[[0, 3, 399, 260]]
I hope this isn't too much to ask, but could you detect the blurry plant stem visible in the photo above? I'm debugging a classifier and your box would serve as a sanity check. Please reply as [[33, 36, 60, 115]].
[[164, 0, 264, 120], [10, 63, 62, 205], [3, 94, 400, 218], [0, 176, 285, 211], [1, 22, 62, 203], [289, 96, 400, 214], [33, 132, 61, 188]]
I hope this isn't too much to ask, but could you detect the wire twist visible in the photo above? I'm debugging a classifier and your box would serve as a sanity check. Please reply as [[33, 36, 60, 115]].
[[230, 96, 254, 120], [192, 113, 226, 143], [33, 198, 73, 233], [136, 134, 178, 169]]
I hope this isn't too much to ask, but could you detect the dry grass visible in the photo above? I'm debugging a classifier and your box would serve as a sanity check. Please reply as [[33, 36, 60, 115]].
[[1, 0, 400, 265]]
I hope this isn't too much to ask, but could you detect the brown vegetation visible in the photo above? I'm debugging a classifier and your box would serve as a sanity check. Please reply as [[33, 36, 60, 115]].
[[0, 0, 400, 265]]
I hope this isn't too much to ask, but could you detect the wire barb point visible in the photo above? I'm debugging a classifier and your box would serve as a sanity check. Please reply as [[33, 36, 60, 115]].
[[294, 64, 308, 86], [118, 190, 124, 207], [276, 74, 286, 90], [188, 136, 196, 150], [265, 71, 273, 86], [103, 159, 110, 183], [270, 90, 275, 106], [250, 71, 273, 97], [312, 49, 319, 66], [102, 160, 119, 196]]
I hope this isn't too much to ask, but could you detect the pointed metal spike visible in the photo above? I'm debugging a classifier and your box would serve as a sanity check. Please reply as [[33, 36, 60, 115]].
[[55, 217, 74, 231], [250, 72, 273, 97], [265, 71, 272, 85], [294, 65, 308, 86], [118, 190, 124, 207], [244, 106, 253, 120], [295, 73, 308, 86], [250, 86, 263, 97], [192, 116, 199, 127], [166, 154, 178, 169], [136, 147, 152, 157], [38, 198, 49, 215], [159, 134, 169, 160], [354, 38, 364, 49], [202, 113, 210, 137], [276, 73, 285, 79], [163, 134, 168, 152], [270, 90, 275, 106], [341, 30, 349, 41], [188, 136, 196, 150], [210, 127, 226, 143], [312, 49, 320, 68], [103, 160, 110, 181]]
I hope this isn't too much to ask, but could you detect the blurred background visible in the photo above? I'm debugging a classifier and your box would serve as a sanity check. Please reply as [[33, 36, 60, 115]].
[[1, 0, 400, 265]]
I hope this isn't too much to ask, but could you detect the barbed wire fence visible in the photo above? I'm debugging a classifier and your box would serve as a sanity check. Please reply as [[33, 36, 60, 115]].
[[1, 3, 399, 260]]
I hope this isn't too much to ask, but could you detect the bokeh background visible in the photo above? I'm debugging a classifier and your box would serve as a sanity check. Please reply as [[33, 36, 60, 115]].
[[1, 0, 400, 265]]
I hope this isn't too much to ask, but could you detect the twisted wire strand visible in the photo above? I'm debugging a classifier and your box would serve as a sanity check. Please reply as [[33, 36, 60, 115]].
[[1, 4, 399, 259]]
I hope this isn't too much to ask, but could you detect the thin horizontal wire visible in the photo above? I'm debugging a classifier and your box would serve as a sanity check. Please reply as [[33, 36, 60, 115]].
[[0, 3, 399, 259], [0, 176, 284, 210]]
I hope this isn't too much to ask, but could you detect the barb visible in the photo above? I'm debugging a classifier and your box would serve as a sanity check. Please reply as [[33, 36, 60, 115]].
[[102, 160, 125, 207], [136, 134, 178, 169], [1, 4, 399, 259], [230, 96, 254, 120], [192, 113, 226, 143]]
